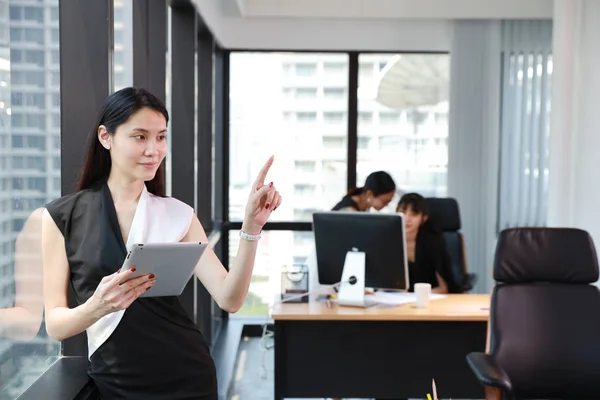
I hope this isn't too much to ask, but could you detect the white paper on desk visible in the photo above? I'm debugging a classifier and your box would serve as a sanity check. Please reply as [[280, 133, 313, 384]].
[[369, 292, 446, 306]]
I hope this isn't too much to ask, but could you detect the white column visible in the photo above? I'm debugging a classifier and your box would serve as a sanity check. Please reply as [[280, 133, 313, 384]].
[[447, 21, 502, 293], [547, 1, 600, 253]]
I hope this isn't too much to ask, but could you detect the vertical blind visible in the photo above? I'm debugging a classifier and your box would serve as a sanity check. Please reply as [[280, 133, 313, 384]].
[[498, 20, 553, 230]]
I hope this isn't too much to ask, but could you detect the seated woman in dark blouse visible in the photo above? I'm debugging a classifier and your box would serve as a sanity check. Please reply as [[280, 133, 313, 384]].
[[332, 171, 396, 212], [396, 193, 455, 293]]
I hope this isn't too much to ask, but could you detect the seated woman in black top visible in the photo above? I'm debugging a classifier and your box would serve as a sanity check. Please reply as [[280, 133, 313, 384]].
[[332, 171, 396, 212], [397, 193, 454, 293]]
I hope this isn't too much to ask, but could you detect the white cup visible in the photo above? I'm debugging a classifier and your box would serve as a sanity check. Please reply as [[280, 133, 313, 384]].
[[414, 283, 432, 308]]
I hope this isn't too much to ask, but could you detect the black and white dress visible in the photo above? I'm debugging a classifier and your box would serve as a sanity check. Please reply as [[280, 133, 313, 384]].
[[46, 182, 217, 400]]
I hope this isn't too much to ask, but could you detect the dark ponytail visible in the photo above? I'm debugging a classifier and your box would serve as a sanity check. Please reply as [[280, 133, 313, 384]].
[[346, 187, 365, 196], [364, 171, 396, 196]]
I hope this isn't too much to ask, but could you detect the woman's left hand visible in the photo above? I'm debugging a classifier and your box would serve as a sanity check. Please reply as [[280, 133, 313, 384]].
[[243, 156, 282, 234]]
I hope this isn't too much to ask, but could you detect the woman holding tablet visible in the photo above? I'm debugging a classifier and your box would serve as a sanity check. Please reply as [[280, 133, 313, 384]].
[[41, 87, 281, 399]]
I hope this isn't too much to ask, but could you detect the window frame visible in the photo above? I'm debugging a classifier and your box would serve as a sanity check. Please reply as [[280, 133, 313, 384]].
[[220, 49, 449, 320]]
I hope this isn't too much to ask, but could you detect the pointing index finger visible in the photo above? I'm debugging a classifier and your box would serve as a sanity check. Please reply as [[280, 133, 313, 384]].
[[254, 155, 274, 190]]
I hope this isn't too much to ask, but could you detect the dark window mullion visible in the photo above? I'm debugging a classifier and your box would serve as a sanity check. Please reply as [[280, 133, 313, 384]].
[[347, 52, 359, 191]]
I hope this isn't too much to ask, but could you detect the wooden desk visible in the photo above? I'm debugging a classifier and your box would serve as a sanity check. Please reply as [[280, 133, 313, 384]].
[[272, 294, 489, 399]]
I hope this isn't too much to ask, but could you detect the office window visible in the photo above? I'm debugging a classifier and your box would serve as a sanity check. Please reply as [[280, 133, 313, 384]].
[[358, 137, 371, 150], [228, 230, 315, 316], [14, 93, 45, 108], [50, 7, 59, 22], [295, 88, 317, 99], [24, 6, 43, 23], [26, 115, 45, 130], [323, 62, 346, 75], [24, 50, 44, 67], [359, 62, 375, 78], [25, 28, 43, 45], [322, 136, 345, 149], [50, 72, 59, 87], [113, 0, 134, 91], [12, 219, 25, 233], [12, 136, 23, 148], [9, 5, 21, 20], [13, 71, 45, 87], [51, 49, 59, 65], [12, 156, 23, 169], [10, 27, 21, 42], [357, 54, 450, 205], [294, 184, 317, 197], [434, 112, 447, 125], [379, 135, 403, 149], [296, 111, 317, 123], [294, 160, 316, 173], [114, 50, 125, 66], [323, 87, 346, 99], [114, 29, 124, 44], [0, 1, 62, 397], [294, 63, 317, 77], [51, 113, 59, 126], [379, 111, 401, 124], [50, 28, 59, 44], [229, 52, 348, 222], [323, 111, 344, 124], [10, 49, 21, 62], [359, 111, 373, 123]]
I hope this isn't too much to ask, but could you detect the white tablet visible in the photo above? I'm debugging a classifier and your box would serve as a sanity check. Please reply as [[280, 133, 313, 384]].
[[121, 242, 208, 298]]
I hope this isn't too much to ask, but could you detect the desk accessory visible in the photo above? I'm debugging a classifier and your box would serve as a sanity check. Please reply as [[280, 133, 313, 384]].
[[280, 264, 309, 303]]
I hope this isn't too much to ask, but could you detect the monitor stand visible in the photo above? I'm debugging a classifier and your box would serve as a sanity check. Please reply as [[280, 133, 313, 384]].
[[337, 248, 371, 307]]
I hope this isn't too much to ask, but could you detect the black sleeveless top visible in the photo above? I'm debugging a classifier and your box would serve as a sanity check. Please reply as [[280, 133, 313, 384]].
[[46, 183, 217, 400], [332, 195, 359, 211], [407, 228, 455, 292]]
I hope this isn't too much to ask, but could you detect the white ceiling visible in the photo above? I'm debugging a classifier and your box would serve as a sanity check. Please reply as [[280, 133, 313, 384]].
[[233, 0, 553, 19], [192, 0, 553, 51]]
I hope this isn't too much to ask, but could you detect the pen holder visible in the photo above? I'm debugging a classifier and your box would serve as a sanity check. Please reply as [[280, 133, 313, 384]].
[[280, 264, 309, 303]]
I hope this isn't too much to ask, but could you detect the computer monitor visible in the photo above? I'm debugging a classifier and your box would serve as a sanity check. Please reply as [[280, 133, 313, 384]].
[[312, 212, 409, 291]]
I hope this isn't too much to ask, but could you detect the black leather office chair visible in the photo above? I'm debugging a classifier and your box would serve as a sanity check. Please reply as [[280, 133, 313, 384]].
[[425, 197, 476, 293], [467, 227, 600, 400]]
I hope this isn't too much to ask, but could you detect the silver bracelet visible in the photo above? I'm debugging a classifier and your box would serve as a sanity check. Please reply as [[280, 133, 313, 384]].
[[239, 230, 261, 241]]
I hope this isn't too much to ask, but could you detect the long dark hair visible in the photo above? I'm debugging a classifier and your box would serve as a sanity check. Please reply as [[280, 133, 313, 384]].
[[77, 87, 168, 196], [347, 171, 396, 197]]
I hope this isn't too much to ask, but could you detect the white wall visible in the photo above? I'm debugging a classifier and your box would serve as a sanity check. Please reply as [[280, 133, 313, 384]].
[[548, 1, 600, 258]]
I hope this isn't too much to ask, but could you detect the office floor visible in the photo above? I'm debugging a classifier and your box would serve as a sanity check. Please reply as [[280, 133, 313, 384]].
[[226, 337, 375, 400], [227, 337, 479, 400], [227, 337, 272, 400]]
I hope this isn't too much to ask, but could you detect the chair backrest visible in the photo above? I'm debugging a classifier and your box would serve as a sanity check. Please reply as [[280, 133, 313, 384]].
[[425, 198, 470, 291], [490, 227, 600, 398]]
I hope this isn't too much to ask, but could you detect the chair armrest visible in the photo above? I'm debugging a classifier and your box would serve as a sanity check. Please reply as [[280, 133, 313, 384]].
[[458, 273, 476, 292], [466, 352, 513, 395]]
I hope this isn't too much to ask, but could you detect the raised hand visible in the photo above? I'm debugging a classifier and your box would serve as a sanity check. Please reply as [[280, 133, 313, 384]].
[[86, 267, 156, 318], [244, 156, 282, 234]]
